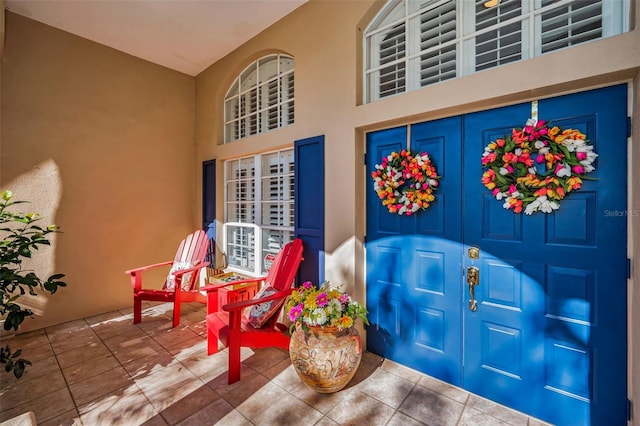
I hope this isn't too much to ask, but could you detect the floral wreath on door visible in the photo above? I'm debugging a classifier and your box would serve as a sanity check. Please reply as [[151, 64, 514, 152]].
[[481, 118, 597, 214], [371, 150, 440, 216]]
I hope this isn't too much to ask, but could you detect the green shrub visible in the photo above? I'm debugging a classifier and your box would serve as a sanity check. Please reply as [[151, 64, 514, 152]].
[[0, 190, 66, 378]]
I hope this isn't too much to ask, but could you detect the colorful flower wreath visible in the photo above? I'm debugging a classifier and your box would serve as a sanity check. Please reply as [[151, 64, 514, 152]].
[[481, 118, 597, 215], [371, 150, 439, 215]]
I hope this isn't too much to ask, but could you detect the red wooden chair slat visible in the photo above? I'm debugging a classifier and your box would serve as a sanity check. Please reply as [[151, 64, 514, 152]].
[[203, 238, 304, 384], [125, 230, 210, 328]]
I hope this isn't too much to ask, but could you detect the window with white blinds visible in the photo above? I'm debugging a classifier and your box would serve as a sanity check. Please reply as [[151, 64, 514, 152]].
[[224, 54, 294, 143], [365, 0, 629, 103], [224, 149, 294, 275]]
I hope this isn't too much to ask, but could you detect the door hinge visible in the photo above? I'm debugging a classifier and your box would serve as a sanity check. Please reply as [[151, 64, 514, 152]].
[[628, 398, 633, 421], [628, 258, 633, 280], [628, 116, 632, 138]]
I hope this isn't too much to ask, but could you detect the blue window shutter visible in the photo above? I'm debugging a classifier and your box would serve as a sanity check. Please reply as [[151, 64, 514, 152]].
[[294, 135, 325, 285], [202, 159, 217, 237]]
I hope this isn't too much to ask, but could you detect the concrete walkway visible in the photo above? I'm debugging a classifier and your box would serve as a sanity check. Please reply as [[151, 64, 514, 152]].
[[0, 302, 551, 425]]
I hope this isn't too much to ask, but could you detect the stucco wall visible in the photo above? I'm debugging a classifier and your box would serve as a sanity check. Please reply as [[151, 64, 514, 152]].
[[194, 0, 640, 421], [0, 12, 196, 332]]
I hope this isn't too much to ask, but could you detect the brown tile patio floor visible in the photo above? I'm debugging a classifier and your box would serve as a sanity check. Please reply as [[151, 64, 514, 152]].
[[0, 302, 551, 425]]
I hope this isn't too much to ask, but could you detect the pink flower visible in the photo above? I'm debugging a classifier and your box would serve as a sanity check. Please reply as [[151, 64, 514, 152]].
[[288, 303, 303, 321], [508, 184, 517, 194], [573, 165, 585, 174], [302, 281, 313, 289], [316, 292, 328, 307], [576, 151, 587, 161], [536, 154, 545, 164]]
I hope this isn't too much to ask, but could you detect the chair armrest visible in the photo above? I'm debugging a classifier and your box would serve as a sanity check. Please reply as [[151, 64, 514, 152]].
[[126, 260, 175, 292], [222, 287, 294, 313], [125, 260, 173, 276], [201, 276, 266, 293], [201, 282, 228, 293]]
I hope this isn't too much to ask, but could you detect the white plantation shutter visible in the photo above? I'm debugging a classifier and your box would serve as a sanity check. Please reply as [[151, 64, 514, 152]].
[[540, 0, 602, 53], [417, 0, 457, 86], [473, 0, 522, 71], [282, 72, 295, 126], [260, 151, 294, 272], [263, 80, 279, 131], [224, 149, 294, 275], [378, 24, 406, 99], [364, 0, 628, 103], [225, 158, 255, 223], [224, 54, 295, 143], [225, 157, 257, 270], [226, 225, 256, 270]]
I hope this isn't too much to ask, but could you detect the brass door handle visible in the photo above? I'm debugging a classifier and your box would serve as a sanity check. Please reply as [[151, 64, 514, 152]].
[[467, 266, 479, 312]]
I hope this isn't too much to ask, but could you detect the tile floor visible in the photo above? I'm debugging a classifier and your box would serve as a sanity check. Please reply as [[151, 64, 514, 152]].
[[0, 302, 551, 426]]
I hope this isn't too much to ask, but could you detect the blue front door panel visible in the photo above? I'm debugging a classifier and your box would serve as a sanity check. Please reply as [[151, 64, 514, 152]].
[[365, 85, 628, 425]]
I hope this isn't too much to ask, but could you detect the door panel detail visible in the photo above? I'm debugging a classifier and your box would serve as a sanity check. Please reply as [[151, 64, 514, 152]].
[[482, 196, 523, 241], [546, 266, 595, 325], [416, 251, 445, 294], [545, 339, 591, 401], [481, 322, 522, 379], [415, 307, 445, 352], [545, 193, 597, 245], [483, 260, 522, 310]]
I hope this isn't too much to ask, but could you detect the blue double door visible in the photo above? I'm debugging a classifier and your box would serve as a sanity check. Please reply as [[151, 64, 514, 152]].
[[365, 85, 628, 425]]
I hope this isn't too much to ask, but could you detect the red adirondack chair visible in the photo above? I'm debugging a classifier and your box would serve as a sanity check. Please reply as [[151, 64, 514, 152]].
[[203, 238, 304, 384], [126, 230, 210, 328]]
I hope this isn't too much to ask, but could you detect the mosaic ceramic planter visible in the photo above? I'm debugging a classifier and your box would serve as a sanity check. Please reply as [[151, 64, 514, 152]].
[[289, 323, 362, 393]]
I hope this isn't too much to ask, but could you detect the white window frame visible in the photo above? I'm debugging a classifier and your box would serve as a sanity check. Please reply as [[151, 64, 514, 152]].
[[364, 0, 630, 103], [224, 54, 295, 143], [223, 149, 295, 276]]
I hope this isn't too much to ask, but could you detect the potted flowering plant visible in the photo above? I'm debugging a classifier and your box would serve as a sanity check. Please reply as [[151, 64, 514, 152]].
[[285, 281, 369, 331], [285, 281, 369, 393]]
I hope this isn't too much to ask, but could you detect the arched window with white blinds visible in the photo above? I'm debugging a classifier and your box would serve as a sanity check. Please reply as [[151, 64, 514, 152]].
[[364, 0, 629, 103], [224, 54, 294, 143]]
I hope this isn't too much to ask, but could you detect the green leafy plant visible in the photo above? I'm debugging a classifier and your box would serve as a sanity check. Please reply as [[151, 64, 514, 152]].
[[0, 190, 66, 378]]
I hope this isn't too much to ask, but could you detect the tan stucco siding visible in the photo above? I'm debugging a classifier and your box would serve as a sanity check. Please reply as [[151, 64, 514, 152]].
[[1, 12, 196, 331]]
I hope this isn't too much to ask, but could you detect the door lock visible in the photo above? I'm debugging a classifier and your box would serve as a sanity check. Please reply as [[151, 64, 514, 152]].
[[467, 266, 480, 312], [468, 246, 480, 259]]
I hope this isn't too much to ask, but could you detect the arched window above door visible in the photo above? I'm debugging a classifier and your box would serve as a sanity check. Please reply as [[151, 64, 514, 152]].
[[224, 54, 295, 143], [364, 0, 629, 103]]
